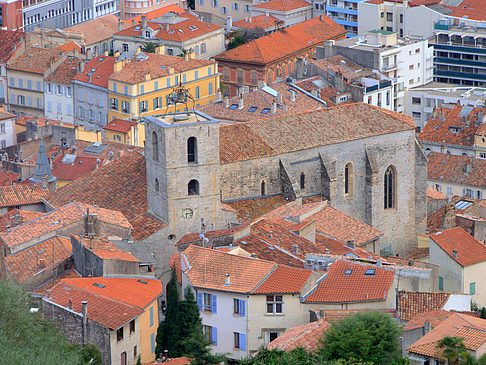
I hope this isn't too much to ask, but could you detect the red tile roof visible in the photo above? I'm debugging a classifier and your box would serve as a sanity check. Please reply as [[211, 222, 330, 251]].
[[0, 183, 48, 207], [143, 357, 192, 365], [316, 309, 397, 322], [0, 209, 43, 231], [418, 104, 486, 147], [304, 260, 395, 303], [64, 14, 119, 45], [5, 236, 71, 284], [266, 319, 331, 352], [45, 151, 166, 240], [442, 0, 486, 22], [75, 235, 139, 262], [51, 154, 104, 182], [54, 41, 82, 53], [253, 265, 312, 294], [66, 139, 143, 160], [0, 170, 20, 185], [232, 15, 280, 30], [224, 195, 288, 221], [8, 47, 64, 74], [428, 152, 486, 188], [72, 55, 116, 88], [430, 227, 486, 266], [253, 0, 311, 11], [404, 247, 430, 260], [0, 30, 24, 64], [219, 103, 414, 164], [215, 16, 346, 64], [103, 119, 138, 133], [398, 291, 451, 321], [124, 5, 186, 25], [45, 56, 82, 85], [427, 188, 446, 201], [403, 310, 453, 331]]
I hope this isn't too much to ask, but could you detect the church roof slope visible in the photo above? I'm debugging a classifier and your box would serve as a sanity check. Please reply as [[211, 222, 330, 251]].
[[220, 103, 414, 164]]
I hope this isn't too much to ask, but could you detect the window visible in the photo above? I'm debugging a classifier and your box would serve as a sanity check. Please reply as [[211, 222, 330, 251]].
[[447, 187, 452, 196], [470, 282, 476, 295], [110, 98, 118, 110], [233, 298, 245, 316], [57, 85, 62, 95], [365, 268, 376, 275], [400, 14, 403, 23], [204, 325, 217, 345], [9, 77, 14, 87], [18, 78, 23, 88], [384, 166, 396, 209], [412, 112, 421, 118], [122, 43, 129, 52], [140, 100, 148, 113], [380, 12, 384, 18], [201, 43, 207, 54], [153, 97, 161, 109], [439, 276, 444, 291], [412, 97, 421, 104], [195, 86, 200, 99], [208, 82, 213, 95], [344, 162, 353, 196], [300, 173, 305, 190], [145, 30, 151, 38], [122, 100, 129, 113], [386, 12, 393, 21], [133, 346, 137, 359], [261, 180, 266, 196], [234, 332, 246, 350], [187, 137, 197, 163], [17, 95, 25, 105], [188, 179, 200, 195], [36, 81, 41, 91], [129, 320, 135, 334], [199, 292, 216, 313], [269, 332, 279, 342], [152, 131, 159, 161], [67, 87, 72, 97], [117, 327, 124, 341], [266, 295, 283, 314]]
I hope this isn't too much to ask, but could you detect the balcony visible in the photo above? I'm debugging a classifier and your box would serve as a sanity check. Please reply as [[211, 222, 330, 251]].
[[325, 5, 357, 15], [435, 69, 486, 81], [435, 57, 486, 68], [434, 23, 449, 31], [381, 63, 398, 72]]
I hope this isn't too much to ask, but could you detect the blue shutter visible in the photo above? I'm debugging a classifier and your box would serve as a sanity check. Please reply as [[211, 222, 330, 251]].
[[149, 306, 154, 326], [239, 300, 245, 317], [197, 292, 203, 311], [211, 294, 217, 314], [240, 333, 246, 351], [37, 81, 41, 91], [150, 333, 155, 353], [211, 327, 217, 345]]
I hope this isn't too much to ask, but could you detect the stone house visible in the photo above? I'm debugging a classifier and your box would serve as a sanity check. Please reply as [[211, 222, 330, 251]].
[[0, 30, 24, 105]]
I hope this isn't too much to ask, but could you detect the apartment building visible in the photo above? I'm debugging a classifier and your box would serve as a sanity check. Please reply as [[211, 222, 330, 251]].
[[120, 0, 184, 19], [321, 0, 365, 37]]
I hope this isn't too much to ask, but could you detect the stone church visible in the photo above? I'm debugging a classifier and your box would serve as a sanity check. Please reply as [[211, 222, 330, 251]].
[[144, 102, 427, 262]]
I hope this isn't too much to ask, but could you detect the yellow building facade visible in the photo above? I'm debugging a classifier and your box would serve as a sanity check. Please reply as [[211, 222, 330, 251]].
[[107, 47, 219, 121]]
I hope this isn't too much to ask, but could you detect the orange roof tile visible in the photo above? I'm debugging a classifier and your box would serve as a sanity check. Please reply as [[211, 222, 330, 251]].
[[404, 247, 430, 260], [427, 188, 446, 201], [7, 47, 64, 74], [46, 151, 166, 240], [0, 170, 20, 185], [0, 209, 43, 230], [304, 260, 395, 303], [103, 119, 138, 133], [403, 310, 453, 331], [215, 16, 346, 64], [219, 103, 414, 164], [64, 14, 119, 45], [5, 236, 72, 284], [75, 235, 139, 262], [398, 291, 451, 321], [317, 309, 397, 322], [182, 245, 275, 293], [45, 56, 82, 85], [428, 152, 486, 188], [0, 30, 24, 64], [253, 0, 311, 11], [0, 183, 48, 207], [232, 15, 280, 30], [266, 319, 331, 352], [224, 195, 288, 221], [254, 265, 312, 294], [442, 0, 486, 22], [143, 357, 192, 365], [54, 41, 82, 53], [124, 5, 186, 25], [65, 139, 143, 160], [51, 154, 105, 182], [430, 227, 486, 266], [72, 55, 116, 88]]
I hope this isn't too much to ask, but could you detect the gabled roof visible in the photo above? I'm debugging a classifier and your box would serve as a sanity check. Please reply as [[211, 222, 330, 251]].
[[45, 56, 82, 85], [72, 55, 116, 88], [54, 41, 82, 53], [430, 227, 486, 267], [266, 319, 331, 352], [215, 16, 346, 64], [398, 291, 451, 321], [103, 119, 138, 133], [253, 265, 312, 294], [427, 188, 446, 201], [252, 0, 311, 11], [0, 30, 24, 63], [0, 209, 43, 231], [0, 183, 49, 208], [223, 195, 289, 221], [232, 15, 280, 30], [64, 14, 119, 45], [124, 5, 186, 25], [403, 310, 453, 331], [303, 260, 395, 303], [219, 103, 414, 164], [51, 154, 104, 182], [7, 46, 64, 74], [45, 151, 166, 240], [75, 235, 140, 262]]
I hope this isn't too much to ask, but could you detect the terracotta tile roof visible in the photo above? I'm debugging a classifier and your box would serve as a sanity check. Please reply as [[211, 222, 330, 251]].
[[64, 14, 119, 45], [215, 16, 346, 64], [0, 209, 43, 231], [397, 291, 451, 321], [224, 195, 288, 221], [426, 195, 474, 234], [103, 119, 138, 133], [315, 233, 380, 260], [404, 247, 430, 260], [253, 0, 311, 11], [304, 260, 395, 303], [72, 55, 116, 88], [65, 139, 143, 160], [442, 0, 486, 22], [428, 152, 486, 188], [176, 226, 239, 245], [0, 183, 48, 207], [312, 56, 375, 81], [46, 151, 166, 240], [317, 309, 397, 322], [0, 30, 24, 63], [0, 202, 131, 250], [197, 81, 325, 122], [75, 235, 139, 262], [5, 236, 71, 284], [8, 47, 64, 74], [365, 0, 440, 5], [266, 319, 331, 352], [430, 227, 486, 266], [109, 53, 214, 84], [143, 357, 192, 365], [45, 56, 82, 85], [254, 265, 312, 294], [116, 17, 222, 43], [51, 154, 105, 182], [232, 15, 280, 30], [14, 116, 66, 128], [0, 170, 20, 185], [407, 313, 486, 358], [219, 103, 414, 164], [124, 5, 186, 25], [182, 245, 275, 293], [418, 104, 486, 147], [31, 269, 81, 296], [427, 188, 446, 201], [54, 41, 82, 53], [403, 310, 453, 331]]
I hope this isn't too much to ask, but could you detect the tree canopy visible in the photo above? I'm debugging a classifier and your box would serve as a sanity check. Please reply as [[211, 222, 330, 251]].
[[437, 336, 474, 365], [0, 280, 101, 365]]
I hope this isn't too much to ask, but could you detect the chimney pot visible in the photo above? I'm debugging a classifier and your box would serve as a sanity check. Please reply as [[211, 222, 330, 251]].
[[225, 274, 231, 286], [238, 94, 244, 109]]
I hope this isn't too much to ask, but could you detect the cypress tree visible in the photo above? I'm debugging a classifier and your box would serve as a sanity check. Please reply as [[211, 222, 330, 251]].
[[155, 270, 180, 357]]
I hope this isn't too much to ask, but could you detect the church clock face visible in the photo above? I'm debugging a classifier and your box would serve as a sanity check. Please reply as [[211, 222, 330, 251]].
[[182, 208, 193, 219]]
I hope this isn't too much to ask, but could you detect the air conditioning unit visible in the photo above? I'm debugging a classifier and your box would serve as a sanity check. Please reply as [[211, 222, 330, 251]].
[[318, 260, 324, 266], [306, 259, 314, 265]]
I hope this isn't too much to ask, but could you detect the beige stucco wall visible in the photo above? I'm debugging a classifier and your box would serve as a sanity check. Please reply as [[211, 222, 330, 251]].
[[109, 317, 141, 365], [464, 262, 486, 307]]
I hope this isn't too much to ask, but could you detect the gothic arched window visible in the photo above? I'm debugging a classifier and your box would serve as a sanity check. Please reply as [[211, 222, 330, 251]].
[[152, 131, 158, 161], [155, 178, 159, 193], [384, 166, 396, 209], [344, 162, 354, 196], [261, 180, 266, 196], [188, 179, 200, 195]]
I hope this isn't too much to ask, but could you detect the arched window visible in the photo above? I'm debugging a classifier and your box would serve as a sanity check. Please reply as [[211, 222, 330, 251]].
[[155, 178, 159, 193], [384, 166, 396, 209], [152, 131, 158, 161], [344, 162, 354, 196], [187, 137, 197, 163], [261, 180, 266, 196], [300, 173, 305, 190], [188, 179, 199, 195]]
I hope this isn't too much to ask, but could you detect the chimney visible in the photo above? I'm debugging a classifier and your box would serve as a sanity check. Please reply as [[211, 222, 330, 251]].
[[38, 258, 46, 270], [452, 249, 458, 258], [376, 259, 382, 267], [184, 53, 189, 61], [276, 92, 282, 104], [265, 10, 269, 17], [131, 19, 136, 27], [311, 89, 318, 97], [225, 274, 231, 286], [117, 20, 124, 31], [215, 89, 222, 102], [464, 163, 472, 174], [346, 239, 356, 249], [13, 214, 22, 227], [335, 72, 345, 93], [290, 89, 296, 102], [165, 24, 169, 31], [238, 94, 244, 109], [68, 298, 73, 310], [424, 320, 432, 335], [271, 100, 277, 114], [81, 301, 88, 345], [226, 16, 232, 31], [141, 15, 147, 29], [292, 244, 299, 254], [224, 96, 229, 108]]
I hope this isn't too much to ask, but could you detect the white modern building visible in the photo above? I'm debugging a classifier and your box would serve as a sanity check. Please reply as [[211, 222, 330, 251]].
[[0, 108, 16, 148], [322, 29, 434, 112]]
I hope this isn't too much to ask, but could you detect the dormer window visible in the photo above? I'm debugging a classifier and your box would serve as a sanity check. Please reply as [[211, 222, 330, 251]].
[[145, 30, 151, 38]]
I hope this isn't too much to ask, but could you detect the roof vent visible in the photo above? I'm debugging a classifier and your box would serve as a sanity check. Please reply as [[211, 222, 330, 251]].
[[452, 249, 458, 258], [346, 239, 356, 249], [137, 279, 148, 284], [225, 274, 231, 286], [292, 244, 299, 254], [92, 282, 106, 288]]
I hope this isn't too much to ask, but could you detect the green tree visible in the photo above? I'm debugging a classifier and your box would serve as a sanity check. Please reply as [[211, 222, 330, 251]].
[[241, 347, 320, 365], [480, 307, 486, 319], [79, 344, 102, 365], [0, 280, 99, 365], [187, 0, 195, 9], [477, 352, 486, 364], [227, 34, 245, 50], [319, 311, 402, 365], [437, 336, 474, 365], [156, 270, 179, 357], [140, 42, 158, 53]]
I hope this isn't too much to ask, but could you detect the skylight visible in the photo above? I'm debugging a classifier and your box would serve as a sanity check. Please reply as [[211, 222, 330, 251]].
[[178, 29, 184, 33], [345, 269, 352, 275], [248, 106, 257, 112], [229, 103, 238, 110], [93, 282, 106, 288], [277, 104, 284, 109], [364, 268, 376, 276], [134, 26, 141, 31], [261, 108, 270, 114]]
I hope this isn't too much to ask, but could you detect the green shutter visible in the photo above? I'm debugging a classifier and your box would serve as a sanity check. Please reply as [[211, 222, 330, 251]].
[[439, 276, 444, 291]]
